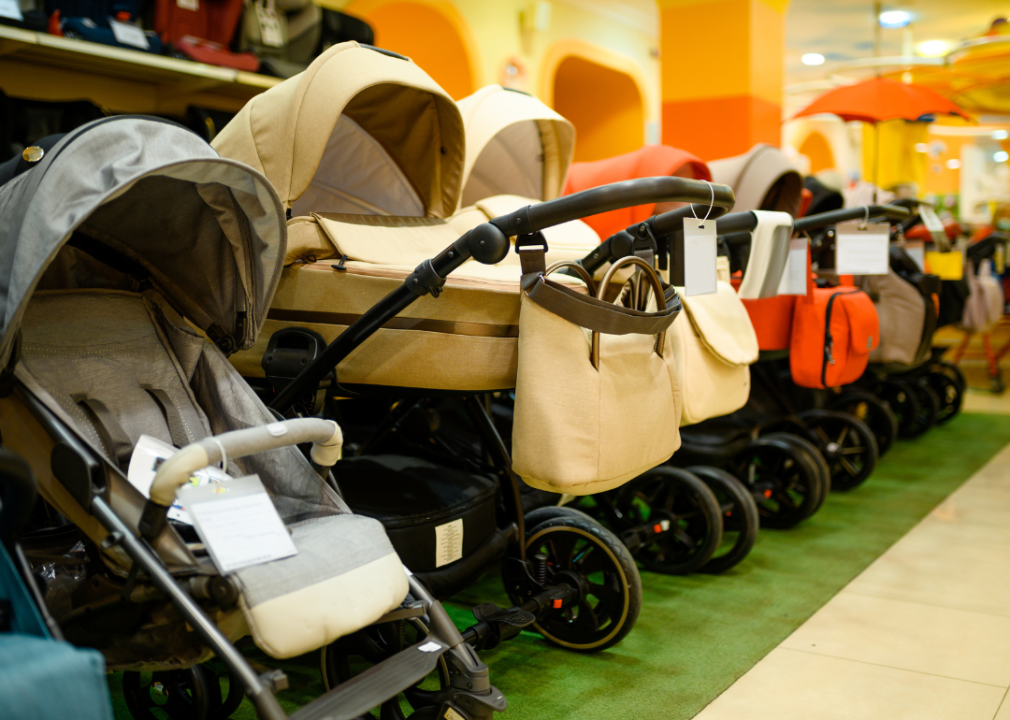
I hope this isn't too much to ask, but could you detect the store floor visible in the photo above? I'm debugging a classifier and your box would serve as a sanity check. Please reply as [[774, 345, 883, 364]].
[[106, 409, 1010, 720]]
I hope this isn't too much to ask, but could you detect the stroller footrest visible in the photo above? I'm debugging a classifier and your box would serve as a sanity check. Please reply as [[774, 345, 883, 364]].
[[472, 602, 536, 628]]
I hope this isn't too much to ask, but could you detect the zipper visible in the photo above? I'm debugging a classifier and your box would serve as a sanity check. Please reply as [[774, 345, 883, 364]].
[[821, 289, 862, 387]]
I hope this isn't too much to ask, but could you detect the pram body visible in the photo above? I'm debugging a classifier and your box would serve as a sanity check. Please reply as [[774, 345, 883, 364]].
[[0, 117, 504, 720]]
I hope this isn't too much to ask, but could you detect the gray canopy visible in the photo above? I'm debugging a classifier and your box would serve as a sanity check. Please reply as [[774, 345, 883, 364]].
[[0, 117, 286, 368]]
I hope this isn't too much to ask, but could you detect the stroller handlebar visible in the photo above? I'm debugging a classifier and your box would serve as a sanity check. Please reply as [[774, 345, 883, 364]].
[[793, 204, 910, 234], [139, 418, 342, 540]]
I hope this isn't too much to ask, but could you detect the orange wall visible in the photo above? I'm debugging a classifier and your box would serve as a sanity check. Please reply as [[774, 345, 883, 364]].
[[347, 1, 475, 100], [799, 132, 835, 173], [553, 55, 645, 162]]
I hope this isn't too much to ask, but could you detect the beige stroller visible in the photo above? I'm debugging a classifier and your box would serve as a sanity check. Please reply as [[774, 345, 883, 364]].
[[212, 43, 734, 649], [0, 116, 505, 720]]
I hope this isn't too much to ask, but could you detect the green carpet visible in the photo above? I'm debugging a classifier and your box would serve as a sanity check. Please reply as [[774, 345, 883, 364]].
[[108, 412, 1010, 720]]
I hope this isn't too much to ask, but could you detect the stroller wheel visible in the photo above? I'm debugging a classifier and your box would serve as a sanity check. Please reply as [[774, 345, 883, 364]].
[[199, 662, 245, 720], [798, 410, 879, 492], [611, 467, 723, 575], [876, 379, 924, 439], [504, 514, 641, 652], [732, 436, 824, 529], [908, 381, 940, 436], [122, 667, 212, 720], [321, 618, 451, 719], [762, 432, 831, 511], [934, 361, 967, 394], [923, 370, 963, 425], [522, 504, 596, 527], [829, 392, 899, 457], [686, 466, 759, 574]]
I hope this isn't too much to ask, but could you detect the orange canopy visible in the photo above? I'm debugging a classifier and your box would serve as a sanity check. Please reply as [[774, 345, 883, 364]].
[[793, 77, 970, 124], [563, 145, 711, 242]]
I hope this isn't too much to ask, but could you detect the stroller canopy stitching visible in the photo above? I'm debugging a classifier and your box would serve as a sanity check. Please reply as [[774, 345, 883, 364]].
[[0, 117, 286, 369], [212, 41, 466, 219]]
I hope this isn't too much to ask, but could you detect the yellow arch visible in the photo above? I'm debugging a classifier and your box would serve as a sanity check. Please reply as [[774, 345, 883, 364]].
[[342, 0, 482, 98], [798, 130, 835, 174]]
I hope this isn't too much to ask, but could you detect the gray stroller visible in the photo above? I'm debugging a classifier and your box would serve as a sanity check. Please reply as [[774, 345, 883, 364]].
[[0, 117, 504, 720]]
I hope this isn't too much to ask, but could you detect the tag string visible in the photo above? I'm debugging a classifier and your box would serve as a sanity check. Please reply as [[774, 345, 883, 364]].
[[689, 181, 715, 226], [213, 438, 228, 475]]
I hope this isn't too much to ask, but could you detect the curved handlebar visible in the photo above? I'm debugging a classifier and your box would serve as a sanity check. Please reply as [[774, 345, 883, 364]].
[[650, 204, 732, 234], [793, 204, 910, 234]]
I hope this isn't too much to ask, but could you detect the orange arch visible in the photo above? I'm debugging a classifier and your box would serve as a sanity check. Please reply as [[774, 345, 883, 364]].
[[799, 131, 835, 174], [551, 55, 645, 162], [343, 0, 477, 100]]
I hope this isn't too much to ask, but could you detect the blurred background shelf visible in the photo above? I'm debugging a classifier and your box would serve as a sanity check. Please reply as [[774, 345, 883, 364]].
[[0, 24, 280, 115]]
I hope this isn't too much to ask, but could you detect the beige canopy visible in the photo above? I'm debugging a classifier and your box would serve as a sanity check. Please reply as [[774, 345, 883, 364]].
[[212, 42, 465, 219], [457, 84, 575, 208], [708, 144, 802, 217]]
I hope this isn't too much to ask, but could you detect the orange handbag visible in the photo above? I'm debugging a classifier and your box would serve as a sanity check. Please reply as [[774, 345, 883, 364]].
[[790, 286, 879, 388]]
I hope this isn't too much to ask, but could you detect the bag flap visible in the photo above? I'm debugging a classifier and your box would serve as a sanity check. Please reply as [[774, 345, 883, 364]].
[[840, 290, 879, 354], [681, 281, 759, 366], [313, 212, 460, 266]]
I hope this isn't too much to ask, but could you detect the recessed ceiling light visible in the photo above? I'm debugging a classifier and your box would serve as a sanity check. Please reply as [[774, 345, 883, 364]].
[[946, 159, 961, 169], [802, 53, 825, 66], [995, 151, 1009, 163], [914, 143, 929, 153], [993, 130, 1009, 140], [879, 10, 912, 28], [917, 40, 949, 57]]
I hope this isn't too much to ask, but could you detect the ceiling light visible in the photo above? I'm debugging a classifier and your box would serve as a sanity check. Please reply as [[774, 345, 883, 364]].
[[995, 151, 1009, 163], [917, 40, 949, 57], [914, 143, 929, 153], [802, 53, 825, 66], [946, 159, 961, 169], [879, 10, 912, 28], [993, 130, 1009, 140]]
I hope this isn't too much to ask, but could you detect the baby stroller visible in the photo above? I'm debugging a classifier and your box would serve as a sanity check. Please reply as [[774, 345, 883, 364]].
[[448, 94, 737, 575], [0, 117, 506, 720], [212, 46, 736, 649]]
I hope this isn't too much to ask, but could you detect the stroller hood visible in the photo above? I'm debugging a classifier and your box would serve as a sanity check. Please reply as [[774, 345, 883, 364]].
[[563, 145, 712, 241], [0, 116, 285, 368], [457, 84, 575, 207], [709, 144, 802, 217], [212, 41, 465, 219]]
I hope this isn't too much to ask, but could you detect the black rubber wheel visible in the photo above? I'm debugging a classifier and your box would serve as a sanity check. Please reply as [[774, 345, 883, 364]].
[[798, 410, 879, 491], [829, 391, 899, 457], [610, 467, 723, 575], [321, 617, 450, 720], [199, 662, 244, 720], [503, 514, 641, 652], [123, 668, 212, 720], [934, 361, 966, 394], [523, 505, 595, 527], [876, 379, 923, 439], [923, 370, 962, 425], [731, 436, 824, 529], [908, 380, 940, 436], [763, 432, 831, 511], [687, 466, 759, 574]]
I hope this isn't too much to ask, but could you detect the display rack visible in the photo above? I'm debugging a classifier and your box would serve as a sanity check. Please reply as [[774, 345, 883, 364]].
[[0, 24, 280, 115]]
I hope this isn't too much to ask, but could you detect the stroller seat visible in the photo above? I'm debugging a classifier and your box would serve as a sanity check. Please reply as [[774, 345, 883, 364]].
[[18, 288, 408, 660]]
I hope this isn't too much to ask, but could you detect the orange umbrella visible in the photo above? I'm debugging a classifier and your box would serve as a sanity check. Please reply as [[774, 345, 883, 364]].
[[793, 77, 970, 123]]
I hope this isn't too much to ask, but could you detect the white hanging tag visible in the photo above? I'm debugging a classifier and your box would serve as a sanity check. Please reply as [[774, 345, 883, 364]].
[[905, 240, 925, 271], [255, 1, 283, 47], [0, 0, 24, 22], [434, 518, 463, 568], [777, 238, 808, 295], [835, 220, 890, 275], [919, 205, 947, 245], [127, 435, 229, 525], [109, 18, 151, 49], [179, 474, 297, 574], [177, 0, 198, 10], [683, 219, 717, 296]]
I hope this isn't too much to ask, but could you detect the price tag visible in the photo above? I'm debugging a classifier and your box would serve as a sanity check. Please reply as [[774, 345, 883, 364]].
[[777, 238, 808, 295], [179, 474, 297, 574], [176, 0, 198, 10], [0, 0, 24, 22], [127, 435, 229, 524], [434, 518, 463, 568], [905, 240, 925, 271], [919, 205, 947, 246], [835, 221, 890, 275], [255, 1, 284, 47], [109, 18, 151, 50], [683, 219, 717, 296]]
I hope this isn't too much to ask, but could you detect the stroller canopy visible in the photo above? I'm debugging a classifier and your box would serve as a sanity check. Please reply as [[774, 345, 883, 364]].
[[212, 41, 465, 219], [804, 175, 844, 217], [457, 85, 575, 208], [563, 145, 712, 241], [0, 116, 285, 368], [708, 144, 803, 217]]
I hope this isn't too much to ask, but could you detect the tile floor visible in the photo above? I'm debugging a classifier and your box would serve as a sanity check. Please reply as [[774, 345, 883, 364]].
[[694, 435, 1010, 720]]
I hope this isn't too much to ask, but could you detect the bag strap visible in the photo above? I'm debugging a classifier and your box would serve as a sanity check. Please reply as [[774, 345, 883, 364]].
[[73, 394, 133, 469], [592, 256, 670, 369], [142, 386, 191, 449]]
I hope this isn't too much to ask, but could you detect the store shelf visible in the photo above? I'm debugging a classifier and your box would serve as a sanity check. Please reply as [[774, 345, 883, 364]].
[[0, 24, 280, 115]]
